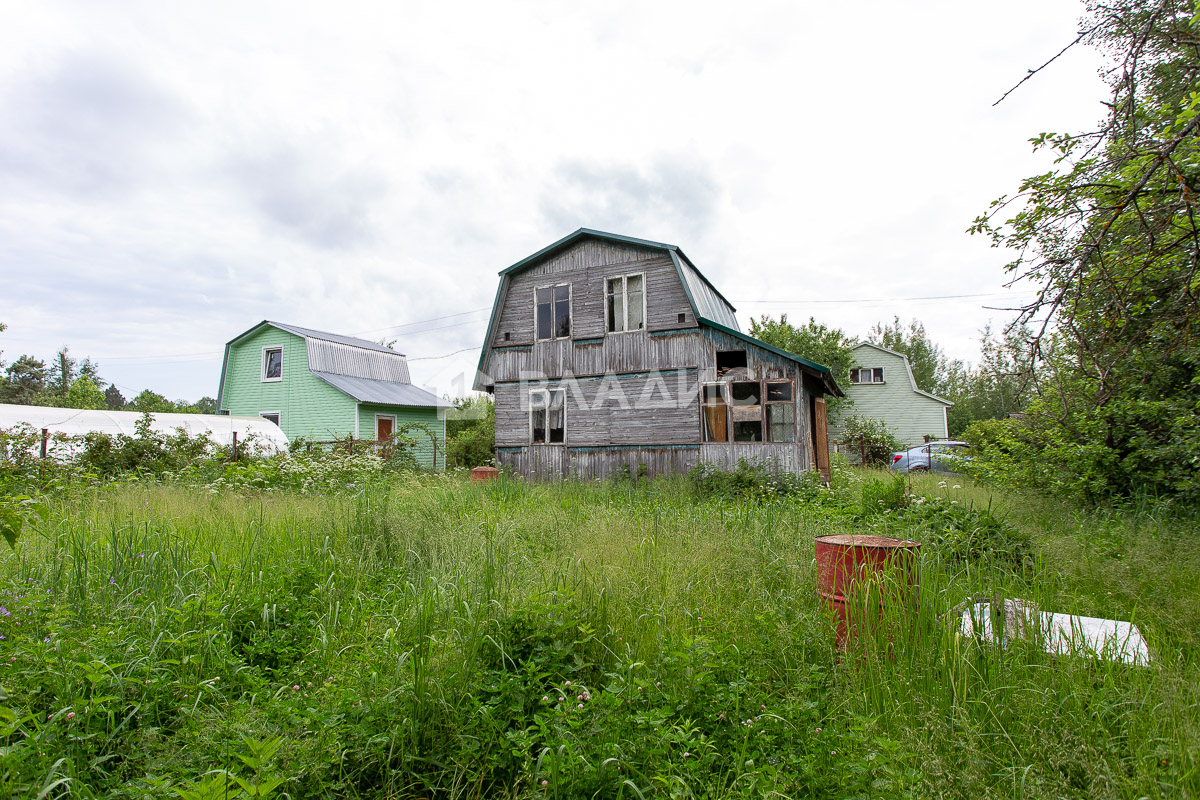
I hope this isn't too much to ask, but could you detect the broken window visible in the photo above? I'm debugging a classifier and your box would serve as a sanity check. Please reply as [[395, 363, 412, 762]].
[[606, 273, 645, 333], [716, 350, 747, 377], [701, 382, 727, 442], [262, 347, 282, 381], [765, 380, 795, 442], [849, 367, 884, 384], [536, 284, 571, 340], [530, 388, 565, 444], [731, 380, 762, 441]]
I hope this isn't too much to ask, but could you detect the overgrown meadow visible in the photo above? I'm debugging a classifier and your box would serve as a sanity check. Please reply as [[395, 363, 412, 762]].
[[1, 446, 1198, 798]]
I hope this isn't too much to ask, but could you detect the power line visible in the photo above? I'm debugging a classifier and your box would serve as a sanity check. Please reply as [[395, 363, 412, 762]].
[[408, 346, 479, 362], [350, 307, 490, 336], [733, 291, 1035, 304]]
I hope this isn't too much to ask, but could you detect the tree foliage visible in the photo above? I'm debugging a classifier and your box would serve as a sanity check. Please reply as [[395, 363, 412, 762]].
[[446, 395, 495, 469], [972, 0, 1200, 501], [748, 314, 857, 408]]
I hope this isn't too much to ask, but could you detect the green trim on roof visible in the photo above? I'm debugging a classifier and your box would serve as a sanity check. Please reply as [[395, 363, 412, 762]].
[[698, 318, 845, 398]]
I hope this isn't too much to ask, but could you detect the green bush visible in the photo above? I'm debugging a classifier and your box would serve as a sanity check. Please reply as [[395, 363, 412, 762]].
[[688, 458, 841, 504], [838, 414, 902, 466]]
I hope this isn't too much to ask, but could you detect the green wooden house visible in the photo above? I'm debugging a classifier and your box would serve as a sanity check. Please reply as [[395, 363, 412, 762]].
[[828, 342, 953, 456], [217, 321, 450, 468]]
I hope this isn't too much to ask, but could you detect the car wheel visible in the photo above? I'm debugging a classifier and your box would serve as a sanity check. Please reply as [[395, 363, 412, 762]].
[[910, 465, 928, 472]]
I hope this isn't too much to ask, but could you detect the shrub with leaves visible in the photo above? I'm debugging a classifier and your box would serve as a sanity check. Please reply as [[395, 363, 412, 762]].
[[837, 414, 903, 466]]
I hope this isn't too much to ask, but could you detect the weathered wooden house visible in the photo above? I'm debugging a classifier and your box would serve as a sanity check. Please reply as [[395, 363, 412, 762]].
[[217, 321, 451, 468], [474, 229, 843, 479], [828, 341, 953, 453]]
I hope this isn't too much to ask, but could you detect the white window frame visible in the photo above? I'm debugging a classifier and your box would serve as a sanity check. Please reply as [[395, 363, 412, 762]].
[[764, 379, 797, 443], [529, 388, 566, 444], [375, 414, 397, 440], [605, 272, 647, 334], [850, 367, 885, 384], [261, 346, 283, 382], [259, 411, 282, 427], [534, 283, 572, 341]]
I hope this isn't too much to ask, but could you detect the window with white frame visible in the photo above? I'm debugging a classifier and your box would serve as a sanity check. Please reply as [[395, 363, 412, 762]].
[[530, 388, 565, 444], [535, 285, 571, 340], [849, 367, 884, 384], [606, 273, 645, 333], [262, 347, 283, 382], [259, 411, 281, 427]]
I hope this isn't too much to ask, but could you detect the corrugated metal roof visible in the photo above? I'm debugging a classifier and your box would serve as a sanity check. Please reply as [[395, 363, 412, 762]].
[[267, 321, 405, 356], [306, 338, 411, 383], [669, 251, 740, 330], [310, 372, 453, 408], [701, 319, 845, 398]]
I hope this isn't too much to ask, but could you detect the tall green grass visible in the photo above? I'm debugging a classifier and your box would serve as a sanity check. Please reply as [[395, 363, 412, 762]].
[[0, 472, 1197, 798]]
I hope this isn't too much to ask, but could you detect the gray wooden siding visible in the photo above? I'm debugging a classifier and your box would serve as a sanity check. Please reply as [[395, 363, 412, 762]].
[[484, 330, 707, 383], [497, 445, 698, 481], [699, 443, 812, 473], [490, 248, 694, 349]]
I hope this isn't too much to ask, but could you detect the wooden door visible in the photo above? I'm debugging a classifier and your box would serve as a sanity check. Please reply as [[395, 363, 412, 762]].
[[813, 397, 830, 482], [376, 416, 394, 441]]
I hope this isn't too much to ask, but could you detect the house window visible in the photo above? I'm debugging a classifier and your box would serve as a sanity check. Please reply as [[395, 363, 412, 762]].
[[765, 380, 796, 442], [536, 285, 571, 340], [530, 388, 565, 444], [259, 411, 281, 427], [731, 381, 762, 442], [849, 367, 884, 384], [606, 273, 645, 333], [262, 347, 283, 382], [701, 382, 727, 442]]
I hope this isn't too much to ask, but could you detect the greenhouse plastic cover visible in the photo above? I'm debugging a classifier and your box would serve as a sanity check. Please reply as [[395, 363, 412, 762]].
[[0, 404, 289, 454]]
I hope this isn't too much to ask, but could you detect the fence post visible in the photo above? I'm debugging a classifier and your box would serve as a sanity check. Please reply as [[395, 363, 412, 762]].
[[40, 428, 48, 459], [232, 431, 238, 462], [859, 435, 866, 466]]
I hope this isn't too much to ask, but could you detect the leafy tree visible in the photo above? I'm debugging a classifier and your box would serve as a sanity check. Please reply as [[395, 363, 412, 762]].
[[61, 375, 107, 410], [1, 356, 48, 405], [867, 317, 945, 392], [940, 325, 1037, 436], [47, 346, 77, 396], [748, 314, 857, 407], [131, 390, 175, 413], [972, 0, 1200, 501], [194, 396, 217, 415], [446, 395, 495, 469], [104, 383, 126, 410], [838, 414, 902, 466]]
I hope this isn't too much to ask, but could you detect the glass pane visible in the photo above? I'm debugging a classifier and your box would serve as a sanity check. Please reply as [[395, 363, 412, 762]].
[[532, 407, 546, 444], [264, 349, 282, 379], [548, 389, 564, 410], [731, 381, 760, 406], [767, 404, 795, 442], [554, 285, 569, 302], [628, 287, 644, 330], [766, 381, 792, 402], [536, 301, 552, 340], [702, 383, 725, 403], [733, 420, 763, 442], [873, 368, 884, 383], [626, 274, 642, 293], [610, 291, 624, 332], [555, 299, 570, 337], [849, 370, 860, 384], [536, 287, 553, 304], [530, 390, 547, 409]]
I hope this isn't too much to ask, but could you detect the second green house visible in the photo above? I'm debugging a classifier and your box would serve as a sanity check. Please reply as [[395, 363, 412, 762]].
[[217, 321, 450, 468]]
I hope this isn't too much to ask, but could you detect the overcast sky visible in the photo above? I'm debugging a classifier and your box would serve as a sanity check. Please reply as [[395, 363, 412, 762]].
[[0, 0, 1109, 403]]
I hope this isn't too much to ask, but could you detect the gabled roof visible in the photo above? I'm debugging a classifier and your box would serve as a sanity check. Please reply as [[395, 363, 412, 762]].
[[850, 342, 952, 405], [703, 319, 844, 398], [217, 320, 446, 410], [477, 228, 742, 386], [497, 230, 738, 328]]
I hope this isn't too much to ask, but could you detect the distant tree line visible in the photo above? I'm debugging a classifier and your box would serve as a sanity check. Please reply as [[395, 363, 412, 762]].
[[0, 323, 216, 414]]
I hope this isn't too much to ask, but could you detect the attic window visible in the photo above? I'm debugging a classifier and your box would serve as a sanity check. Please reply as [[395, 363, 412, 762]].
[[262, 347, 282, 382], [606, 274, 645, 333], [850, 367, 884, 384], [716, 350, 747, 377], [536, 285, 571, 340]]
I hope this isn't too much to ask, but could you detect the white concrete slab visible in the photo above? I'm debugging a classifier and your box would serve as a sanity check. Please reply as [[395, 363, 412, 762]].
[[959, 600, 1151, 666]]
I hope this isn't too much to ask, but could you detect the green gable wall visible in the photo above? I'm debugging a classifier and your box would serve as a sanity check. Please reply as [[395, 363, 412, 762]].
[[220, 326, 355, 442], [828, 347, 949, 454], [357, 404, 445, 470]]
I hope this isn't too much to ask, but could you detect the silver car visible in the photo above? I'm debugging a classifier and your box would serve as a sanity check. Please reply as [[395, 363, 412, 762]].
[[890, 441, 972, 473]]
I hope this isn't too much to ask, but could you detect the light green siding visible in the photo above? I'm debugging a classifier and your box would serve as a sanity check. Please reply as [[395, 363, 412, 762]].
[[357, 404, 446, 470], [828, 346, 950, 454], [220, 327, 355, 442]]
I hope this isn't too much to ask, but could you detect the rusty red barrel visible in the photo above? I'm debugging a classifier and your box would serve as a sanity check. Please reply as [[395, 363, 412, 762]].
[[815, 534, 921, 647], [470, 466, 499, 483]]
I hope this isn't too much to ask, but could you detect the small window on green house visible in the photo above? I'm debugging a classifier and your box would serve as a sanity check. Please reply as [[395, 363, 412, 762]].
[[260, 411, 281, 427], [262, 347, 283, 381]]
